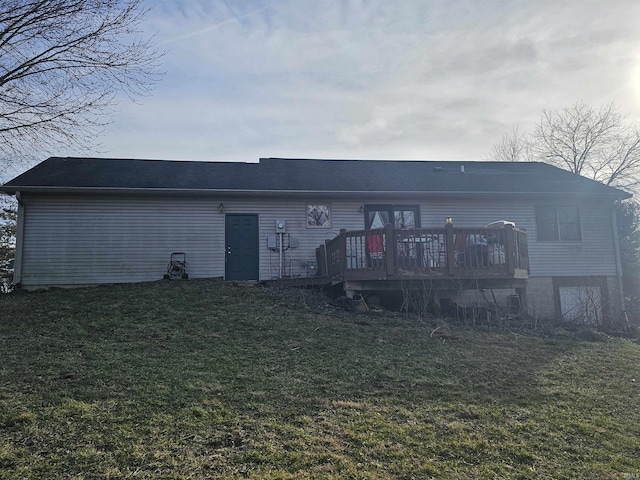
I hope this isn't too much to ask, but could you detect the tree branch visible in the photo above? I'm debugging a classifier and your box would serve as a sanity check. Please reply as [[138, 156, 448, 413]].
[[0, 0, 163, 163]]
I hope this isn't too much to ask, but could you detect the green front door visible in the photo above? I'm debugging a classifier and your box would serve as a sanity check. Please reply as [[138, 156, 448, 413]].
[[225, 214, 259, 281]]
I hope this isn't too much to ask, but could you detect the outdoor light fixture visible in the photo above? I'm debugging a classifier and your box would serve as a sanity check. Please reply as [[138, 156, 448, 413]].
[[445, 216, 453, 224], [218, 203, 224, 213], [359, 205, 364, 213]]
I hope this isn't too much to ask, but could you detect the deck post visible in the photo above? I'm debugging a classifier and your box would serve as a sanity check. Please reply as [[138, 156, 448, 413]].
[[384, 223, 395, 277], [505, 224, 515, 275], [445, 223, 455, 275], [316, 245, 327, 276], [339, 229, 347, 274], [325, 237, 338, 277], [516, 286, 528, 316]]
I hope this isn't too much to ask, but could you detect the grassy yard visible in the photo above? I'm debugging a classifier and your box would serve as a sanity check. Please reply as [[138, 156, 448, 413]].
[[0, 279, 639, 479]]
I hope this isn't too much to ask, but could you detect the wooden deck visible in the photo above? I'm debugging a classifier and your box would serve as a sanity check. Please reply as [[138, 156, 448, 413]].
[[314, 223, 529, 292]]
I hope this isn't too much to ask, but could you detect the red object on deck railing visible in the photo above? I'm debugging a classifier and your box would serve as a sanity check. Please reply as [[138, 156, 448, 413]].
[[366, 234, 384, 255]]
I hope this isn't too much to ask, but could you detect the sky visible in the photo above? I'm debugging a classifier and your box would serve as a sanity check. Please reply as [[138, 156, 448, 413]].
[[95, 0, 640, 163]]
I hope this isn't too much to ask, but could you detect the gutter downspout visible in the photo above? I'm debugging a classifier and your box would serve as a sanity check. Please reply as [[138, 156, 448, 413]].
[[13, 191, 24, 287], [611, 204, 626, 318]]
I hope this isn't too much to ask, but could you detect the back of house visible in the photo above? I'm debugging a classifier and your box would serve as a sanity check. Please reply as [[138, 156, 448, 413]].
[[0, 156, 631, 322]]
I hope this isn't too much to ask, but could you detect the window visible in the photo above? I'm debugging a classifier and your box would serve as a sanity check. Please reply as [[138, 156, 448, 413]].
[[306, 204, 331, 228], [535, 205, 581, 241], [364, 205, 420, 229]]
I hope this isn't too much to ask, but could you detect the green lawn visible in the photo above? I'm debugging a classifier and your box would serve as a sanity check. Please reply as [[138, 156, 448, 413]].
[[0, 279, 639, 479]]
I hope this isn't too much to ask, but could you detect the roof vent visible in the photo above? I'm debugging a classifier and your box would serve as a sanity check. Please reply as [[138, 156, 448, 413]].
[[433, 166, 443, 172], [460, 165, 465, 174]]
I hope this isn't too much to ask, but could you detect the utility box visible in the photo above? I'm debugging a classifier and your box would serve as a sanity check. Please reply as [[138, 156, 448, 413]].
[[275, 220, 286, 233]]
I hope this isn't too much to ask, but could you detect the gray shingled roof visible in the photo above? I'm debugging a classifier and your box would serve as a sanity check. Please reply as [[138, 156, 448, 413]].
[[0, 156, 631, 199]]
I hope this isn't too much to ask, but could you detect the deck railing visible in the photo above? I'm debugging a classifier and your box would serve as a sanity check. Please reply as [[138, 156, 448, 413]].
[[317, 223, 529, 281]]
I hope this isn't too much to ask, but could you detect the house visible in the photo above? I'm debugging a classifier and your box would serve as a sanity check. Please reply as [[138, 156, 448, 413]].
[[0, 156, 631, 321]]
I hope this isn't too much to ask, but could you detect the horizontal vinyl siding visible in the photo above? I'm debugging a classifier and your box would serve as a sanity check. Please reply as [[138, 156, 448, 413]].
[[19, 194, 619, 286], [528, 202, 616, 277], [19, 196, 367, 285], [21, 195, 223, 285]]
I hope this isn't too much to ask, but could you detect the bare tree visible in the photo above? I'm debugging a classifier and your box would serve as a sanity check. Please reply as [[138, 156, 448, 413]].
[[0, 0, 162, 170], [486, 125, 531, 163], [617, 200, 640, 322], [0, 194, 16, 291], [533, 102, 640, 191], [489, 102, 640, 194]]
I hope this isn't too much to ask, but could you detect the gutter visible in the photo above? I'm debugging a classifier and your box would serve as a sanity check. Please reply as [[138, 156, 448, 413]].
[[0, 185, 630, 201]]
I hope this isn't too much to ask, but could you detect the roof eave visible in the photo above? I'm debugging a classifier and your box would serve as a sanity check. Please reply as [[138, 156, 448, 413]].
[[0, 185, 631, 200]]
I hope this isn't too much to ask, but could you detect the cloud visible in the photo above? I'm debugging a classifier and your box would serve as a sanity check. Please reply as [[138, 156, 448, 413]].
[[97, 0, 640, 162], [160, 5, 269, 45]]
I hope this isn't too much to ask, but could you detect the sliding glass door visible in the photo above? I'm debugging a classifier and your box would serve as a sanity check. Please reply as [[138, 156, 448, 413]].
[[364, 205, 420, 229]]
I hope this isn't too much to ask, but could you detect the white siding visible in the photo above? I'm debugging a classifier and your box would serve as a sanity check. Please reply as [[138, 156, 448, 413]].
[[528, 202, 616, 277], [21, 195, 223, 285], [18, 194, 618, 287], [18, 195, 368, 286]]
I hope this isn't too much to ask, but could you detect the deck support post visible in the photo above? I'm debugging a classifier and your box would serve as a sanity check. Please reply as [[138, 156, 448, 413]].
[[384, 223, 395, 277], [516, 286, 528, 316], [445, 223, 455, 275], [316, 245, 327, 277], [432, 291, 442, 317], [338, 229, 347, 273], [505, 224, 516, 275]]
